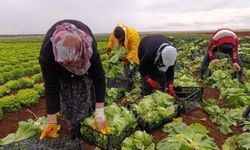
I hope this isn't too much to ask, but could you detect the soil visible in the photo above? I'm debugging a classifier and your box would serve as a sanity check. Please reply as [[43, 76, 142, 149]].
[[0, 98, 97, 149], [180, 107, 226, 148], [151, 128, 167, 143], [0, 98, 46, 138], [192, 70, 201, 78], [180, 107, 243, 149], [203, 86, 220, 100], [0, 85, 245, 149]]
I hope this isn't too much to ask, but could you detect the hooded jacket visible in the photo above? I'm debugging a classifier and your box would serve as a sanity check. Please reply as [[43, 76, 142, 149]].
[[108, 24, 140, 64], [207, 28, 238, 63]]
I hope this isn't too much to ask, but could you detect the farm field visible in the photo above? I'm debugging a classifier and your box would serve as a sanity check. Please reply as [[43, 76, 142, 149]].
[[0, 32, 250, 150]]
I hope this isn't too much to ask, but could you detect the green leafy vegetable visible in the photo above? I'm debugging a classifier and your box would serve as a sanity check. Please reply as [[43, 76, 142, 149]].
[[121, 131, 155, 150], [223, 132, 250, 150], [202, 98, 245, 134], [0, 117, 48, 145], [158, 118, 219, 150], [81, 103, 137, 148], [131, 91, 177, 125]]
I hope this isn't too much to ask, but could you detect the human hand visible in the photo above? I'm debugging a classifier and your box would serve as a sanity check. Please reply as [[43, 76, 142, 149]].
[[93, 108, 110, 134], [232, 63, 241, 72], [168, 84, 179, 100], [144, 76, 160, 90], [39, 123, 58, 140]]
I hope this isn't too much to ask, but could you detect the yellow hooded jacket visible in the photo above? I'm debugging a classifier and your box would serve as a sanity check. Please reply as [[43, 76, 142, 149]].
[[108, 24, 140, 64]]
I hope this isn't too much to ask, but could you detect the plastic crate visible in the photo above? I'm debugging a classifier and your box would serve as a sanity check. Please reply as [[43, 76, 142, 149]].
[[81, 123, 135, 150], [130, 105, 180, 132], [240, 53, 250, 69], [243, 105, 250, 121], [179, 88, 203, 114], [174, 86, 201, 98], [106, 77, 134, 90], [123, 64, 137, 78], [0, 137, 83, 150], [0, 137, 38, 150]]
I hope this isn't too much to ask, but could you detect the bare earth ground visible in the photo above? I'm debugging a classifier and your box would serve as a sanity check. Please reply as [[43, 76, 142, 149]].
[[0, 98, 96, 149], [0, 87, 244, 149]]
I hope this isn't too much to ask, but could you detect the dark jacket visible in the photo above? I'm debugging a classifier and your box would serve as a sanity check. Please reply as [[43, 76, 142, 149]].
[[138, 35, 175, 85], [39, 19, 105, 114]]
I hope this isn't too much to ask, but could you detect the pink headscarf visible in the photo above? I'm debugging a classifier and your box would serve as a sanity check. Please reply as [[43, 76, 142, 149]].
[[50, 23, 93, 75]]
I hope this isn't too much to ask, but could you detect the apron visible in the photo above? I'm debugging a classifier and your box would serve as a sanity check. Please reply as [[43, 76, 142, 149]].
[[59, 74, 95, 139]]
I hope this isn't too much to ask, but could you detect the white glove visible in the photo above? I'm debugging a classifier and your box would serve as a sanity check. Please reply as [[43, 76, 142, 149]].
[[94, 108, 106, 130]]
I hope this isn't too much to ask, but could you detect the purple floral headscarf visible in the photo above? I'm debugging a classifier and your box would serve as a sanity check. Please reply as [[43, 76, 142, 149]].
[[50, 22, 93, 75]]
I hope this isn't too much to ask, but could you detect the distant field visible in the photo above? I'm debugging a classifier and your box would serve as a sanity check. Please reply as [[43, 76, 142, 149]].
[[1, 29, 250, 42]]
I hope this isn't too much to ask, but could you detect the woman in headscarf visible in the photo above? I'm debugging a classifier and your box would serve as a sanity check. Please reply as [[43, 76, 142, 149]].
[[138, 34, 178, 100], [107, 23, 141, 77], [39, 19, 107, 140], [199, 28, 246, 83]]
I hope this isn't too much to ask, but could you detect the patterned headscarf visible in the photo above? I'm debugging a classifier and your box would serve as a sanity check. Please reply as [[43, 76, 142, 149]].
[[50, 23, 93, 75]]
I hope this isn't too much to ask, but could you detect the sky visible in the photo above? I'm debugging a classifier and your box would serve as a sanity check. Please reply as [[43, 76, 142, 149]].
[[0, 0, 250, 34]]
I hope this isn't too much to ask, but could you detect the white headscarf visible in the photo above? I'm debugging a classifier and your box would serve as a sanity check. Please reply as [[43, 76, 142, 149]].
[[156, 44, 177, 72]]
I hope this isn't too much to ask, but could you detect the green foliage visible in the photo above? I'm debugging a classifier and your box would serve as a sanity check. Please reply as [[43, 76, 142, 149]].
[[131, 91, 177, 124], [0, 117, 48, 145], [121, 131, 155, 150], [158, 118, 219, 150], [1, 72, 14, 83], [0, 86, 8, 97], [33, 83, 45, 97], [0, 95, 21, 112], [175, 70, 199, 87], [18, 77, 34, 88], [15, 89, 40, 107], [242, 121, 250, 132], [0, 74, 4, 84], [105, 88, 125, 105], [202, 99, 245, 134], [31, 73, 43, 83], [0, 77, 35, 97], [223, 132, 250, 150], [10, 68, 24, 78], [81, 103, 137, 148], [207, 69, 250, 108], [23, 68, 35, 75], [32, 65, 41, 73]]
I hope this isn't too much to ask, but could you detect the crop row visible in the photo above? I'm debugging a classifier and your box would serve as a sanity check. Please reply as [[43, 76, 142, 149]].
[[0, 73, 43, 97], [0, 83, 44, 120]]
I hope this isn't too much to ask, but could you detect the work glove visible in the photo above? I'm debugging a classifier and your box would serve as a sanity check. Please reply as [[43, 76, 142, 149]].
[[144, 76, 160, 90], [39, 123, 58, 140], [106, 47, 112, 54], [120, 57, 129, 64], [93, 108, 110, 134], [168, 84, 179, 100], [232, 63, 241, 72], [210, 59, 218, 70]]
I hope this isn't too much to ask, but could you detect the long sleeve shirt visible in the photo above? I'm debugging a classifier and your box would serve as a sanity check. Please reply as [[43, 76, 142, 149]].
[[39, 19, 105, 114], [207, 28, 238, 63], [138, 35, 175, 85], [108, 24, 141, 64]]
